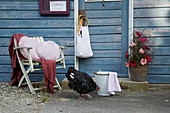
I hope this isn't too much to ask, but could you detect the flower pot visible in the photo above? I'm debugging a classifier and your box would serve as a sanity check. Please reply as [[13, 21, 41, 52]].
[[129, 65, 148, 82]]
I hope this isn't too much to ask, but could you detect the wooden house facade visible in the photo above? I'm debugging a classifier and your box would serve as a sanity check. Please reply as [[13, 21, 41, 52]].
[[0, 0, 170, 83]]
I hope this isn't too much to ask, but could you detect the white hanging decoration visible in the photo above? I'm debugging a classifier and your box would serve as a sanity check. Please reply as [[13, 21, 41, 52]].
[[76, 15, 93, 58]]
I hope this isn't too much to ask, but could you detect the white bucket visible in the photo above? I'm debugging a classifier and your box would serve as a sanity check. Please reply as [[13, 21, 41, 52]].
[[94, 71, 111, 96]]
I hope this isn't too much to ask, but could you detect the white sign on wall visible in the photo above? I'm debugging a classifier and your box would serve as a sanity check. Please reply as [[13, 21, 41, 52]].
[[50, 1, 66, 11]]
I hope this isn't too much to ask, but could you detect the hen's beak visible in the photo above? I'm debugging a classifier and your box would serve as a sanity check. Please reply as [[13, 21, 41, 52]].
[[96, 86, 100, 91]]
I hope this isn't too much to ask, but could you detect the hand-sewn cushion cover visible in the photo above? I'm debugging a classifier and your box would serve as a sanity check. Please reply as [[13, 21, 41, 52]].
[[36, 41, 60, 61], [19, 36, 40, 60]]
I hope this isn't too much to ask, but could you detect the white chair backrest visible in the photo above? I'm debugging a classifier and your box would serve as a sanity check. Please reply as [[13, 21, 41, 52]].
[[32, 36, 44, 43]]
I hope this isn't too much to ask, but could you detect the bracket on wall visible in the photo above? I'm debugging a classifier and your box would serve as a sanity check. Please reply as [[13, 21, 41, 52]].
[[78, 10, 85, 26]]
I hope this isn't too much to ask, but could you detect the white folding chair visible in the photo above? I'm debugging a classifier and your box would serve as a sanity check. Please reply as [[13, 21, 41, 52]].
[[13, 36, 66, 94]]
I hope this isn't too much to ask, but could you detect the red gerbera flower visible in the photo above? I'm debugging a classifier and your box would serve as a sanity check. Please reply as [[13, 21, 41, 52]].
[[136, 31, 141, 37], [145, 55, 151, 62], [125, 52, 128, 59], [130, 60, 137, 66], [144, 45, 150, 50], [140, 38, 146, 43], [147, 57, 151, 62]]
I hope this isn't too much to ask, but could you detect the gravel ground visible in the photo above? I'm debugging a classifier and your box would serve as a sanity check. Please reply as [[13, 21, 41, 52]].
[[0, 82, 55, 113]]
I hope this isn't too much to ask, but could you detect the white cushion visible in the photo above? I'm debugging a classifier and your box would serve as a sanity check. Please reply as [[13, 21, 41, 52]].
[[36, 41, 60, 61], [19, 36, 40, 60]]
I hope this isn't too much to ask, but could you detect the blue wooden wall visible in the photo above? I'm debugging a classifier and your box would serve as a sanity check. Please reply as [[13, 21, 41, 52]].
[[134, 0, 170, 83], [79, 1, 129, 77], [0, 0, 74, 82], [0, 0, 170, 83]]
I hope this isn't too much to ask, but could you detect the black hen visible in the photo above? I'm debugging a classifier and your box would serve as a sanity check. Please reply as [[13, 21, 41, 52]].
[[66, 67, 100, 100]]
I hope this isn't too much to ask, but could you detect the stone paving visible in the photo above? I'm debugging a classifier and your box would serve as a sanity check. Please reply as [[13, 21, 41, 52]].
[[0, 82, 170, 113]]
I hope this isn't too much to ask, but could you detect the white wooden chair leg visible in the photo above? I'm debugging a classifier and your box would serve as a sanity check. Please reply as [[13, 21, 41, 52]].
[[55, 77, 62, 90], [18, 66, 32, 87], [24, 73, 35, 94], [18, 76, 25, 88]]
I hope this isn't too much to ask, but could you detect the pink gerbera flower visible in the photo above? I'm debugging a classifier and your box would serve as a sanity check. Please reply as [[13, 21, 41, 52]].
[[132, 42, 136, 46], [139, 48, 144, 53], [125, 62, 129, 67], [130, 42, 136, 47], [141, 59, 147, 65], [129, 43, 133, 47]]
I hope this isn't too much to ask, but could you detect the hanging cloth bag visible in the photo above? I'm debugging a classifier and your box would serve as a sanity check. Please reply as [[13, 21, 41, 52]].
[[76, 25, 93, 58]]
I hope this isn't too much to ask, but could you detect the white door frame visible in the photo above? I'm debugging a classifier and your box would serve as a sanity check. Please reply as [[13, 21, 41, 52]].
[[74, 0, 79, 70]]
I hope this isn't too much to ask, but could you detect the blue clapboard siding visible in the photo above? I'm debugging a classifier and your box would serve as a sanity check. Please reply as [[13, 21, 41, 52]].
[[134, 0, 170, 83], [0, 0, 74, 82], [79, 1, 128, 77]]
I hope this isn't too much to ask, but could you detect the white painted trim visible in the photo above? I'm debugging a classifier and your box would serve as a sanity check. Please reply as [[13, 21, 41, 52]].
[[74, 0, 79, 70], [128, 0, 134, 78], [85, 0, 122, 2], [129, 0, 133, 43]]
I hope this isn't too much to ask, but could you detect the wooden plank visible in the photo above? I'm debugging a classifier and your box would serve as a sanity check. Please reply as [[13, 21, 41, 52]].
[[0, 29, 74, 37], [154, 47, 170, 55], [89, 26, 121, 34], [121, 0, 128, 75], [0, 11, 74, 19], [152, 38, 170, 46], [45, 38, 74, 47], [0, 0, 74, 10], [146, 75, 170, 83], [89, 18, 121, 26], [0, 47, 74, 56], [0, 56, 11, 64], [93, 50, 121, 57], [83, 64, 122, 73], [134, 18, 170, 27], [90, 34, 121, 43], [79, 72, 127, 78], [0, 73, 66, 82], [86, 10, 121, 18], [0, 38, 73, 47], [91, 43, 121, 50], [81, 58, 121, 64], [0, 20, 74, 28], [148, 65, 170, 74], [0, 38, 10, 47], [0, 56, 74, 65], [85, 1, 122, 10], [0, 74, 11, 82], [134, 8, 170, 18], [134, 28, 170, 37], [134, 0, 170, 8], [0, 47, 8, 55], [0, 1, 38, 10], [0, 64, 73, 73], [152, 56, 170, 65]]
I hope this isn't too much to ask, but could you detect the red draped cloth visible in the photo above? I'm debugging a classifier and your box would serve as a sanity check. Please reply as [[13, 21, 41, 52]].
[[9, 33, 56, 93]]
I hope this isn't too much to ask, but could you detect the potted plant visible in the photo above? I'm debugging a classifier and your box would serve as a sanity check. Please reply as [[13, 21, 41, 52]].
[[125, 31, 153, 82]]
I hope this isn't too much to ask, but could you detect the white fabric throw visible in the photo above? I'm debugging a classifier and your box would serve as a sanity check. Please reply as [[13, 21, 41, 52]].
[[108, 72, 121, 95]]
